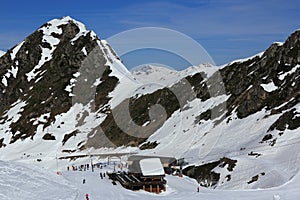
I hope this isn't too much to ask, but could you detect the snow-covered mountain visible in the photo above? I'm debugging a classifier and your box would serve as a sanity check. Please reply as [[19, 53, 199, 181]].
[[0, 16, 299, 193], [0, 16, 138, 167], [130, 64, 218, 99], [132, 64, 217, 86]]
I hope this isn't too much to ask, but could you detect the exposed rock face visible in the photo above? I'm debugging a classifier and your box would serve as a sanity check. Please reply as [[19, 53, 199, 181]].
[[97, 74, 200, 147], [183, 157, 237, 188], [221, 31, 300, 120]]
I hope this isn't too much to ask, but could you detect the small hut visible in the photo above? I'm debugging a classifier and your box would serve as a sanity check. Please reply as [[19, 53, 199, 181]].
[[108, 157, 168, 193]]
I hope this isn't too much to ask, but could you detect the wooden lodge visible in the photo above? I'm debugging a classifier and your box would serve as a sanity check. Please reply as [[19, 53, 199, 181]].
[[108, 157, 173, 193], [107, 170, 166, 193]]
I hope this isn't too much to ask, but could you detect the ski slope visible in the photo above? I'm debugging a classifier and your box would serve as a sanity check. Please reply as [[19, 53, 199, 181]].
[[0, 160, 77, 200], [1, 160, 299, 200]]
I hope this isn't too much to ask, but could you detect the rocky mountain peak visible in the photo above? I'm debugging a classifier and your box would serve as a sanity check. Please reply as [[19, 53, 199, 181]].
[[0, 17, 114, 145]]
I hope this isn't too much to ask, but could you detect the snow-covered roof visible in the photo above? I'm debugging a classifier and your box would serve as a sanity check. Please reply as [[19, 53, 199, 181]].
[[139, 158, 165, 176]]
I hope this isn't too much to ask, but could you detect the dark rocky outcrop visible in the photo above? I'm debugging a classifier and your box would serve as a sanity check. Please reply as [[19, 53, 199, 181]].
[[183, 157, 237, 188], [220, 30, 300, 120], [42, 133, 56, 140]]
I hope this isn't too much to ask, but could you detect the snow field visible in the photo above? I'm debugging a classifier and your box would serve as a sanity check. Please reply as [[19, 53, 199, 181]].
[[1, 159, 299, 200]]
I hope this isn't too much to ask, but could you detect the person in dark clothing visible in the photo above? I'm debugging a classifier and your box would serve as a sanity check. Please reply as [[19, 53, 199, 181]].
[[83, 179, 86, 184], [100, 172, 103, 179]]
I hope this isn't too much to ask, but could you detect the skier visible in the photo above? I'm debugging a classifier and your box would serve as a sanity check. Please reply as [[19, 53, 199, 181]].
[[85, 193, 89, 200], [83, 179, 86, 184], [273, 194, 280, 200], [100, 172, 103, 179]]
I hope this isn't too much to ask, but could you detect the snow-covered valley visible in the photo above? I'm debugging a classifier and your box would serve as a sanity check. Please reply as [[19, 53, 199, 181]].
[[0, 16, 300, 199]]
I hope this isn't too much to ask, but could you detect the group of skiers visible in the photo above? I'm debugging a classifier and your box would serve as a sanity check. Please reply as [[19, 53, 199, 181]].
[[65, 163, 109, 199], [67, 164, 92, 171], [82, 172, 106, 184], [67, 163, 106, 172], [65, 162, 120, 199], [79, 166, 108, 199]]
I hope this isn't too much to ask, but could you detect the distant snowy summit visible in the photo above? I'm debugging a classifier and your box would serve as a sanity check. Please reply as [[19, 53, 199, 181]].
[[131, 63, 217, 86], [0, 50, 5, 57]]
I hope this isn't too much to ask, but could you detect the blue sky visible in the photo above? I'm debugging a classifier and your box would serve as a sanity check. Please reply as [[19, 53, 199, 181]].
[[0, 0, 299, 69]]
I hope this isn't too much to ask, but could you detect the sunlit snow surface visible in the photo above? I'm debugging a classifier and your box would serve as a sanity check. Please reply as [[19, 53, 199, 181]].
[[0, 161, 77, 200], [261, 82, 278, 92], [1, 160, 299, 200], [139, 158, 165, 176], [0, 50, 5, 57]]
